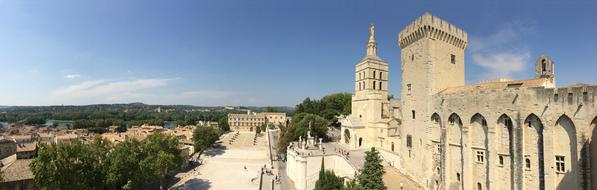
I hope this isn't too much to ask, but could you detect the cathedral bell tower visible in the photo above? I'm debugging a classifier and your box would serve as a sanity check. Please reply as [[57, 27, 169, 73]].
[[352, 24, 389, 127]]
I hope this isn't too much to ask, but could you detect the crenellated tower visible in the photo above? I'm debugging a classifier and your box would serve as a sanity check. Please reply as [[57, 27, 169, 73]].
[[397, 12, 468, 188]]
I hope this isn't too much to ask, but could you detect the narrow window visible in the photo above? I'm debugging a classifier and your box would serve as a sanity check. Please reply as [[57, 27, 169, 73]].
[[451, 54, 456, 64], [554, 93, 559, 102], [406, 135, 412, 148], [412, 110, 416, 119], [541, 59, 547, 75], [456, 173, 461, 182], [379, 72, 383, 79], [482, 119, 487, 127], [359, 72, 361, 80], [373, 71, 376, 78], [391, 142, 395, 152], [476, 151, 485, 163], [379, 81, 382, 90], [556, 156, 565, 172], [373, 81, 376, 89], [477, 183, 482, 190], [407, 84, 412, 95], [499, 155, 504, 166], [525, 158, 531, 169], [411, 54, 414, 61]]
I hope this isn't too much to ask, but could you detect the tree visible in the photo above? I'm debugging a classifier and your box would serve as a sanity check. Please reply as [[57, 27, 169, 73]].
[[256, 124, 262, 134], [115, 123, 127, 133], [294, 93, 352, 127], [277, 113, 329, 154], [342, 179, 361, 190], [141, 133, 184, 190], [218, 116, 230, 132], [30, 139, 111, 190], [265, 107, 278, 112], [192, 126, 220, 158], [314, 157, 344, 190], [106, 138, 147, 189], [357, 147, 385, 190]]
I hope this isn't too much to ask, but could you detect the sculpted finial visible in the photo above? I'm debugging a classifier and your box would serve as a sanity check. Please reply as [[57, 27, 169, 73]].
[[369, 23, 375, 42]]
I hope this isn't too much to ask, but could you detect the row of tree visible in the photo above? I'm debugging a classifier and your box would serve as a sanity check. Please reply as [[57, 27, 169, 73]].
[[314, 147, 386, 190], [294, 93, 351, 127], [30, 133, 184, 190]]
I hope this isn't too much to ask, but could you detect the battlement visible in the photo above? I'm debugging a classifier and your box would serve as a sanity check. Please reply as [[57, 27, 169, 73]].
[[398, 12, 468, 49]]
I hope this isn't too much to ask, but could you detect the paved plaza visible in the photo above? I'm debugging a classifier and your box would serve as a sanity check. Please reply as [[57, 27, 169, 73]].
[[171, 132, 269, 190]]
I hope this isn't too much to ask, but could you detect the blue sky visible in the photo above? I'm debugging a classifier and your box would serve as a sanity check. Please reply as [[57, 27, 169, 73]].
[[0, 0, 595, 106]]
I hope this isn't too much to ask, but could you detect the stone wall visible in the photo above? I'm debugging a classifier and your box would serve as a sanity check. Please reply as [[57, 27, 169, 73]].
[[421, 85, 597, 190]]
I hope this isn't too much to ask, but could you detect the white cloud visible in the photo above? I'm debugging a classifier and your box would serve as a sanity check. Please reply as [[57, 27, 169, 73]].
[[64, 74, 81, 79], [51, 78, 175, 104], [469, 21, 535, 80], [472, 52, 530, 79], [47, 78, 240, 105]]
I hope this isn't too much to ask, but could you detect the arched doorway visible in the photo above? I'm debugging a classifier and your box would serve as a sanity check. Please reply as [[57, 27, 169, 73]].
[[497, 114, 514, 189], [344, 129, 351, 144], [523, 114, 545, 190], [554, 115, 578, 189], [470, 113, 488, 190], [447, 113, 463, 190]]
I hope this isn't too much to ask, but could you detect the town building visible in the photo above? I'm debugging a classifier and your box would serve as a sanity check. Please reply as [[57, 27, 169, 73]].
[[228, 111, 287, 132]]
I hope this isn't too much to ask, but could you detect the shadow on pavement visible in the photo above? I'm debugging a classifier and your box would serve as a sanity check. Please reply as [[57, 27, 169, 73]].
[[171, 178, 212, 190], [204, 147, 226, 157]]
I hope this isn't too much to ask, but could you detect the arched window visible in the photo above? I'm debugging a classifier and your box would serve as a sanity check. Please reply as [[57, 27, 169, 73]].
[[477, 183, 482, 190], [373, 71, 376, 78], [526, 158, 531, 169], [373, 81, 376, 89], [380, 72, 383, 79], [379, 81, 382, 90]]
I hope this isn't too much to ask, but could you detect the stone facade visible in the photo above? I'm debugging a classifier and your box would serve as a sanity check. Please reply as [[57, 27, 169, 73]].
[[228, 111, 286, 132], [340, 12, 597, 190]]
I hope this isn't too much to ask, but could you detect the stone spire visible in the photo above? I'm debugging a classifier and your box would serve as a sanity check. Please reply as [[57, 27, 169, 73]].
[[366, 23, 377, 57]]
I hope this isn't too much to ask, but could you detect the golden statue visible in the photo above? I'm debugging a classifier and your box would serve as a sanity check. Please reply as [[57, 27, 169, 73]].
[[369, 23, 375, 41]]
